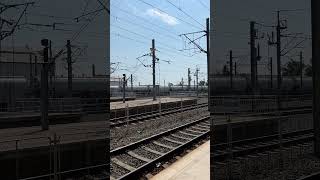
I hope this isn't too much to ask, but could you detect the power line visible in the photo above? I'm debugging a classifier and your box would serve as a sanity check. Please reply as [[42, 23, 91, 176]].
[[111, 4, 178, 36], [111, 23, 182, 52], [110, 14, 180, 41], [198, 0, 209, 11], [110, 31, 202, 59], [135, 0, 203, 30], [165, 0, 205, 28]]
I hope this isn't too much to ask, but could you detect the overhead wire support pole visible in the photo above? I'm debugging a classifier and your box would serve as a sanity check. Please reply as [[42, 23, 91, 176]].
[[131, 74, 133, 93], [179, 18, 210, 101], [40, 39, 49, 131], [152, 39, 156, 101], [188, 68, 191, 91], [270, 57, 273, 89], [250, 21, 257, 93], [123, 74, 126, 103], [277, 11, 282, 92], [67, 40, 72, 97], [206, 18, 210, 106], [229, 50, 233, 89], [196, 68, 199, 98], [300, 51, 303, 89], [311, 0, 320, 157]]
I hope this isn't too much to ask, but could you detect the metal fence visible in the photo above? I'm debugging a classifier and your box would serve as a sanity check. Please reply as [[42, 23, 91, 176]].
[[210, 94, 312, 115], [0, 130, 107, 180], [211, 94, 314, 179], [0, 98, 108, 114]]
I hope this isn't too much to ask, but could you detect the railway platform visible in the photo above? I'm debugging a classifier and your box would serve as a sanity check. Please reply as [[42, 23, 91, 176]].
[[0, 120, 107, 179], [111, 97, 195, 110], [110, 97, 197, 119], [151, 141, 210, 180]]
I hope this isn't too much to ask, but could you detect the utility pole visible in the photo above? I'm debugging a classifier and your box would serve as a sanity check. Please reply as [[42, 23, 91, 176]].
[[92, 64, 96, 77], [152, 39, 156, 101], [195, 68, 199, 97], [35, 55, 38, 77], [40, 39, 49, 130], [29, 53, 33, 87], [49, 40, 54, 97], [270, 57, 273, 89], [229, 50, 233, 89], [164, 79, 165, 95], [130, 74, 133, 92], [67, 40, 72, 97], [122, 74, 126, 103], [181, 78, 184, 89], [276, 11, 282, 91], [268, 11, 287, 110], [188, 68, 191, 91], [300, 51, 303, 88], [312, 0, 320, 157], [250, 21, 257, 93], [206, 18, 210, 100], [179, 18, 209, 99], [256, 44, 261, 84]]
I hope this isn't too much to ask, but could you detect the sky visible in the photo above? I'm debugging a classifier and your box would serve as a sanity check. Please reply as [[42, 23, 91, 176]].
[[3, 1, 310, 85], [110, 0, 209, 86], [1, 0, 108, 77], [212, 0, 312, 76], [111, 0, 311, 87]]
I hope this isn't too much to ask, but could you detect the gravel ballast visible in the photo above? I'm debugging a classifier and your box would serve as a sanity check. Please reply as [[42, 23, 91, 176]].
[[110, 108, 209, 150]]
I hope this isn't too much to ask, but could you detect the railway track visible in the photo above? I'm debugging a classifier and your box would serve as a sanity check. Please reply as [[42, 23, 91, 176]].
[[212, 128, 314, 161], [110, 103, 208, 127], [110, 117, 210, 180]]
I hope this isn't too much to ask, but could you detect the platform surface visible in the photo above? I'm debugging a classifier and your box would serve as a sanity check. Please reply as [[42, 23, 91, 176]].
[[151, 141, 210, 180], [0, 120, 107, 153], [111, 97, 194, 110]]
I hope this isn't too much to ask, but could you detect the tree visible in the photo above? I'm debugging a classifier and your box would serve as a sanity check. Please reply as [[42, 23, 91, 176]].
[[282, 60, 304, 76]]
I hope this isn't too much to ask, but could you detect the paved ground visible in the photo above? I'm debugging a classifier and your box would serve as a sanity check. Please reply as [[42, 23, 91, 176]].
[[111, 97, 194, 110], [151, 141, 210, 180], [0, 120, 107, 152]]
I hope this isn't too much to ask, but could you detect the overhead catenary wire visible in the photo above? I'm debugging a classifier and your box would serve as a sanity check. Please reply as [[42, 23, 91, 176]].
[[198, 0, 209, 11], [135, 0, 204, 30], [165, 0, 205, 28], [111, 4, 178, 36], [110, 14, 180, 41]]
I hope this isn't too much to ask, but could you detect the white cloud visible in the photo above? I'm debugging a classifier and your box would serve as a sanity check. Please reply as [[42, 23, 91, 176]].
[[146, 8, 179, 26]]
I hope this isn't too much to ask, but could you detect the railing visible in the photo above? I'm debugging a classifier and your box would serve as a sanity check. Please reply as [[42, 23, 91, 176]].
[[110, 97, 199, 119], [0, 130, 107, 180], [0, 98, 108, 114], [212, 110, 314, 180], [210, 95, 312, 115]]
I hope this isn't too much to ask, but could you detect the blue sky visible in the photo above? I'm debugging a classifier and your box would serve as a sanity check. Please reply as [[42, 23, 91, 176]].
[[110, 0, 311, 86], [110, 0, 210, 86]]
